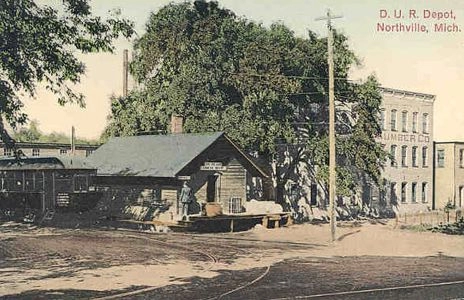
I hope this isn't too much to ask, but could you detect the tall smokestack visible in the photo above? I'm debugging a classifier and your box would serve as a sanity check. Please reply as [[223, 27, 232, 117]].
[[170, 115, 183, 134], [123, 49, 129, 97], [71, 126, 75, 156]]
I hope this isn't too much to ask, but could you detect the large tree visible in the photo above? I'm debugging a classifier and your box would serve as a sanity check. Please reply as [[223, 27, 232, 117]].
[[0, 0, 134, 155], [104, 0, 387, 206]]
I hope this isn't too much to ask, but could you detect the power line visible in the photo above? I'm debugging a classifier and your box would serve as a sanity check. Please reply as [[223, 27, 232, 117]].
[[277, 90, 357, 96], [228, 72, 361, 82]]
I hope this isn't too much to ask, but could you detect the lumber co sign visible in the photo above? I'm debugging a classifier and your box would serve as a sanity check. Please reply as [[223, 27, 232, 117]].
[[200, 162, 226, 171], [381, 132, 430, 143]]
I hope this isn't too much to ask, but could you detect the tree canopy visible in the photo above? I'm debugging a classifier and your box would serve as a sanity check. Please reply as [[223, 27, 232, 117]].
[[0, 0, 134, 152], [14, 120, 98, 145], [104, 0, 387, 203]]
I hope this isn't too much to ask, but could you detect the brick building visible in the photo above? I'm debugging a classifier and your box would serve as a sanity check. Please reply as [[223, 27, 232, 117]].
[[433, 141, 464, 209], [1, 142, 99, 158], [375, 87, 435, 213]]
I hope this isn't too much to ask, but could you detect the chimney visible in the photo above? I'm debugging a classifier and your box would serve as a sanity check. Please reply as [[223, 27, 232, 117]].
[[71, 125, 75, 156], [170, 115, 183, 134], [123, 49, 129, 97]]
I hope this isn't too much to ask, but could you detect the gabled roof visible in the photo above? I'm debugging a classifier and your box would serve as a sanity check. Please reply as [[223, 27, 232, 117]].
[[86, 132, 268, 178]]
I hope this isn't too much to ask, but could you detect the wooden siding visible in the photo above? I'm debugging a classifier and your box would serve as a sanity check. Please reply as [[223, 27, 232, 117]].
[[177, 135, 266, 178], [162, 189, 178, 203], [219, 159, 246, 212]]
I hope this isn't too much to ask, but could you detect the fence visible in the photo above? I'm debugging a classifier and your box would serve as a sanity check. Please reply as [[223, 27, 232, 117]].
[[395, 209, 463, 227]]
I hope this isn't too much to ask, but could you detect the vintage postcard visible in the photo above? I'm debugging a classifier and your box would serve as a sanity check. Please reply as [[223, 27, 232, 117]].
[[0, 1, 463, 299]]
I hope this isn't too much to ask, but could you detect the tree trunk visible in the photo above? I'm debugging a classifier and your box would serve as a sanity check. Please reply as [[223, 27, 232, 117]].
[[275, 181, 288, 210]]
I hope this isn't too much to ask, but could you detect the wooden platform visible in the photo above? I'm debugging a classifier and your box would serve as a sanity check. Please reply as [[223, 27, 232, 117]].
[[119, 213, 292, 233]]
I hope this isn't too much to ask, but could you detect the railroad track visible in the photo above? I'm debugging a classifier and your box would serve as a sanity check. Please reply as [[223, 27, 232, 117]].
[[117, 229, 276, 299], [269, 280, 464, 299], [91, 233, 221, 300], [130, 231, 273, 300], [90, 230, 273, 300]]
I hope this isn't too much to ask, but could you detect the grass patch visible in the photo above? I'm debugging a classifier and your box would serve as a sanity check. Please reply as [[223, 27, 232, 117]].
[[428, 218, 464, 235], [399, 224, 430, 232]]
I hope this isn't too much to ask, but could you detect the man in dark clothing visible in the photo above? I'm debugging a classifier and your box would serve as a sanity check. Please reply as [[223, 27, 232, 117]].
[[180, 181, 192, 219]]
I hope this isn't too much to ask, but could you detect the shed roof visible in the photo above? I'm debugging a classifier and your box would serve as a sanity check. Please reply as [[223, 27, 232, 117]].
[[86, 132, 268, 178], [0, 156, 93, 170]]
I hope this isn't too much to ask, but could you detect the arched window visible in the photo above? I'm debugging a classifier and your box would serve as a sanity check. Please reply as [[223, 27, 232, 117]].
[[412, 112, 418, 133], [401, 111, 408, 132], [401, 145, 407, 167], [390, 145, 397, 167], [422, 146, 428, 167], [391, 109, 397, 131], [422, 113, 429, 134]]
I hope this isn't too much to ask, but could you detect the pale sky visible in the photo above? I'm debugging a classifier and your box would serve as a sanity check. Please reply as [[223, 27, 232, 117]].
[[25, 0, 464, 141]]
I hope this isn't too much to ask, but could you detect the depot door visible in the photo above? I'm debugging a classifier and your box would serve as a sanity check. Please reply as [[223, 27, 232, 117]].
[[207, 175, 217, 202]]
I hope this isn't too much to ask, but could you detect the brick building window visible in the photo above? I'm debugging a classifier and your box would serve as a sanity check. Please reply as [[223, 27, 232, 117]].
[[3, 148, 12, 157], [412, 146, 418, 167], [422, 146, 428, 167], [401, 111, 408, 132], [437, 149, 445, 168], [401, 182, 407, 203], [422, 183, 427, 203], [460, 149, 464, 168], [32, 148, 40, 156], [411, 182, 417, 203], [380, 109, 386, 130], [390, 182, 397, 205], [390, 109, 397, 131], [412, 112, 418, 133], [401, 145, 407, 167], [422, 113, 429, 134], [390, 145, 397, 167]]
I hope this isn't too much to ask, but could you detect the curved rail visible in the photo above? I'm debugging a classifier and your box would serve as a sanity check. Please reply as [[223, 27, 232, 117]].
[[268, 279, 464, 299], [91, 233, 220, 300], [203, 242, 272, 300]]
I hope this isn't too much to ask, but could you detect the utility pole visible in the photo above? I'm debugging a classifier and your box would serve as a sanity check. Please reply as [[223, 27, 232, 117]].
[[316, 9, 342, 242], [123, 49, 129, 97]]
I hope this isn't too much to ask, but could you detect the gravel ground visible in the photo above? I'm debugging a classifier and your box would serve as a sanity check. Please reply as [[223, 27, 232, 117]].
[[0, 220, 463, 299]]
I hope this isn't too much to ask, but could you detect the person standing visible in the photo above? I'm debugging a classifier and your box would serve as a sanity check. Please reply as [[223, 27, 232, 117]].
[[180, 181, 192, 220]]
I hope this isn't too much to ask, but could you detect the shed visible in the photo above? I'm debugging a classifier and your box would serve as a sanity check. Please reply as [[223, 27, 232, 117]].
[[0, 156, 101, 218]]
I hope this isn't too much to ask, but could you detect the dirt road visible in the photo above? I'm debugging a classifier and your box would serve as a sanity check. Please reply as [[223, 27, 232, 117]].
[[0, 220, 463, 299]]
